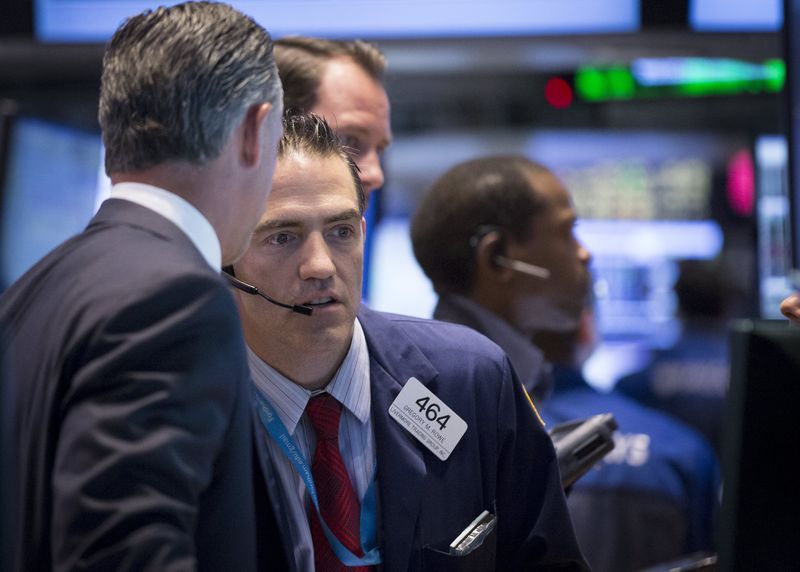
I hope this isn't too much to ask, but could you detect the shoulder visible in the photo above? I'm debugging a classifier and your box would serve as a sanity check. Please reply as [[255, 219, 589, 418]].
[[359, 308, 516, 407], [555, 390, 717, 474], [360, 307, 510, 366]]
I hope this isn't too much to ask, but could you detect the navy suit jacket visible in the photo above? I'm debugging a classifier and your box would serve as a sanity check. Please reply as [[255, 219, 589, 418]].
[[256, 308, 587, 572], [0, 199, 261, 571]]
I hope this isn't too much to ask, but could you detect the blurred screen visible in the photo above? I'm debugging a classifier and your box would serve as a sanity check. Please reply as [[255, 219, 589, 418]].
[[690, 0, 783, 31], [754, 135, 793, 318], [34, 0, 639, 42], [0, 118, 104, 288], [369, 129, 742, 387], [787, 0, 800, 275]]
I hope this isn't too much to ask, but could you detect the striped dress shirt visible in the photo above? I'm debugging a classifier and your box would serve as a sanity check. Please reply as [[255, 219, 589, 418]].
[[249, 319, 375, 572]]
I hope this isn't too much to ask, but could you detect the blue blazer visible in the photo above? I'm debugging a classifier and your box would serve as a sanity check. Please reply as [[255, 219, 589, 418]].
[[1, 199, 262, 572], [257, 307, 587, 572]]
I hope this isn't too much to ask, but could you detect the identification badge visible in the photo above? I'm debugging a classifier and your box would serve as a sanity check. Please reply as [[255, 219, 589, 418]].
[[388, 377, 468, 461]]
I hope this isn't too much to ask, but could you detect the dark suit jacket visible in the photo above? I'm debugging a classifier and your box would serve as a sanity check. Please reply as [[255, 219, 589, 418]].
[[256, 308, 587, 572], [0, 199, 259, 571]]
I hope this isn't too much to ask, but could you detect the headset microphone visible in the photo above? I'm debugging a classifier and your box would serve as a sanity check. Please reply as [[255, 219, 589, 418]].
[[494, 256, 551, 279], [222, 270, 313, 316]]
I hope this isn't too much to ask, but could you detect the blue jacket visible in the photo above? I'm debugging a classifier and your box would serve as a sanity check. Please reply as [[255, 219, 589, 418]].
[[255, 307, 588, 572], [541, 365, 720, 572], [615, 327, 728, 455], [0, 199, 260, 572]]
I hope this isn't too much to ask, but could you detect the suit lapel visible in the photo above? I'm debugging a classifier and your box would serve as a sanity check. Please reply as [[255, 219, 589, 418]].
[[359, 309, 437, 572]]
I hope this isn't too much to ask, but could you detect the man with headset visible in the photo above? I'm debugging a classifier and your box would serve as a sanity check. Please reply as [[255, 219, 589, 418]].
[[410, 155, 719, 572], [228, 114, 587, 572]]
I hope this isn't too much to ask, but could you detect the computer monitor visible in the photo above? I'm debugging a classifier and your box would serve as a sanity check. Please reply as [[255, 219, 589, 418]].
[[718, 319, 800, 570], [0, 116, 103, 289], [754, 136, 794, 317], [32, 0, 639, 42], [368, 129, 741, 388]]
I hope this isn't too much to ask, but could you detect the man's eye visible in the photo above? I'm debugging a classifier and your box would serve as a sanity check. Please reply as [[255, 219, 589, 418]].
[[333, 226, 354, 239], [339, 135, 362, 154], [267, 233, 292, 246]]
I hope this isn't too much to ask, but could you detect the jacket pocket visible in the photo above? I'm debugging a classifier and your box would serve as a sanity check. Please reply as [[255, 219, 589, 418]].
[[421, 515, 497, 572]]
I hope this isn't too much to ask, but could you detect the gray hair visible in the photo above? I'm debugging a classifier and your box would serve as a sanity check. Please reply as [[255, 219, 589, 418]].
[[99, 1, 282, 174]]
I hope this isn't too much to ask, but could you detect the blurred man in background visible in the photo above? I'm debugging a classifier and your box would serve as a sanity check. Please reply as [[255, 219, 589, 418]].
[[534, 305, 719, 571], [275, 37, 392, 198], [411, 155, 720, 572], [412, 155, 591, 400], [0, 3, 283, 570], [616, 258, 732, 455]]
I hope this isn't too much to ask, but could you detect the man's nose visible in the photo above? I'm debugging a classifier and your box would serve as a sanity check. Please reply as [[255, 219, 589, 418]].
[[357, 151, 385, 195], [579, 241, 592, 266], [298, 233, 336, 281]]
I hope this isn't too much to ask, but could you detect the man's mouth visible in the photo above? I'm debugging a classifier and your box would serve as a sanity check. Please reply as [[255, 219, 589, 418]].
[[305, 297, 336, 307]]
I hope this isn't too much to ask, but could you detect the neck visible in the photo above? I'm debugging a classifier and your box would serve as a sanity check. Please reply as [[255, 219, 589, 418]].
[[531, 330, 578, 366], [259, 344, 347, 391], [241, 315, 354, 392], [111, 154, 242, 264], [468, 281, 516, 328]]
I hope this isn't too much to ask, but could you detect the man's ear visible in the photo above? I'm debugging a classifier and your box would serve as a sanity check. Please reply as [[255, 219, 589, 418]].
[[241, 102, 273, 167], [475, 230, 514, 283]]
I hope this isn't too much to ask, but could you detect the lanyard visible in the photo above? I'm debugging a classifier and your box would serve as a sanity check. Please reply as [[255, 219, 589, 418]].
[[253, 389, 382, 566]]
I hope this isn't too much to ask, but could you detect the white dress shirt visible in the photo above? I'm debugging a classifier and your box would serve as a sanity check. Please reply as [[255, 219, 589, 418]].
[[109, 182, 221, 270], [249, 319, 375, 572]]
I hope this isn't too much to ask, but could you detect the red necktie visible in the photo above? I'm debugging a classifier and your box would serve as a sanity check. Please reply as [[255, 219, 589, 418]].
[[306, 393, 370, 571]]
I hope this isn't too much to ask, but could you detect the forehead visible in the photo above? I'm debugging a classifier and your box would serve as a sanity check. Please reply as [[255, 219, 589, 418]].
[[528, 171, 576, 225], [265, 152, 360, 217], [311, 57, 391, 137]]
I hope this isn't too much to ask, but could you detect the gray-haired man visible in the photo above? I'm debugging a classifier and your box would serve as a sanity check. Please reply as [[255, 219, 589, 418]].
[[0, 3, 283, 570]]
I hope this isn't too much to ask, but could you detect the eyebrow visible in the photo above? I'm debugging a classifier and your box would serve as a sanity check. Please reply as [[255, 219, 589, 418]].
[[337, 125, 393, 147], [254, 208, 362, 234]]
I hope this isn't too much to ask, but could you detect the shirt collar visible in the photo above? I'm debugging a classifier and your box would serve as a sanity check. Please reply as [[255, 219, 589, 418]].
[[109, 182, 221, 270], [248, 319, 371, 434], [434, 293, 550, 397]]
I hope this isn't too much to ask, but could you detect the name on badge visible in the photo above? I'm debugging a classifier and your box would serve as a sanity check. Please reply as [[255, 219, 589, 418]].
[[388, 377, 467, 461]]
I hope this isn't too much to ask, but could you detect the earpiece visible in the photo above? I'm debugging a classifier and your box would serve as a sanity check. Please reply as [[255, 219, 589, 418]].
[[493, 256, 551, 279]]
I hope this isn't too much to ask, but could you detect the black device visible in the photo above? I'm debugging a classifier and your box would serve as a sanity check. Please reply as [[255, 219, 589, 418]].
[[222, 268, 313, 316], [716, 319, 800, 571], [548, 413, 618, 489]]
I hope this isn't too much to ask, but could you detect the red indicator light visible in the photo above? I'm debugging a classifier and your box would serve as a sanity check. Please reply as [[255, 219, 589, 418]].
[[545, 77, 573, 109]]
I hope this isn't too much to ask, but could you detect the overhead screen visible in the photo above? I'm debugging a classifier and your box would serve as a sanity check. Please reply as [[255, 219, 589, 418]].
[[0, 118, 104, 289], [787, 0, 800, 277], [690, 0, 783, 31], [368, 129, 744, 388], [34, 0, 639, 42]]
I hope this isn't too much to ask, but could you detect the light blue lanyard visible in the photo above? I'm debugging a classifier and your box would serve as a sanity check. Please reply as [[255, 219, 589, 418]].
[[253, 389, 382, 566]]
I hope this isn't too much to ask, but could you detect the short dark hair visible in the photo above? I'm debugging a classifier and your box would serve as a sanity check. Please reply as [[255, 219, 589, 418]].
[[274, 36, 386, 112], [99, 1, 282, 174], [280, 113, 366, 215], [411, 155, 550, 295]]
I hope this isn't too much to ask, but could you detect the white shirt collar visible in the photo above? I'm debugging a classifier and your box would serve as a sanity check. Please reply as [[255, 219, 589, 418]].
[[109, 182, 221, 270], [248, 319, 371, 434]]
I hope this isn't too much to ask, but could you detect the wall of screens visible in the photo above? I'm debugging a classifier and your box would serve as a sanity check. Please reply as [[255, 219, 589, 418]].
[[368, 128, 748, 387], [33, 0, 639, 43], [0, 116, 103, 288]]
